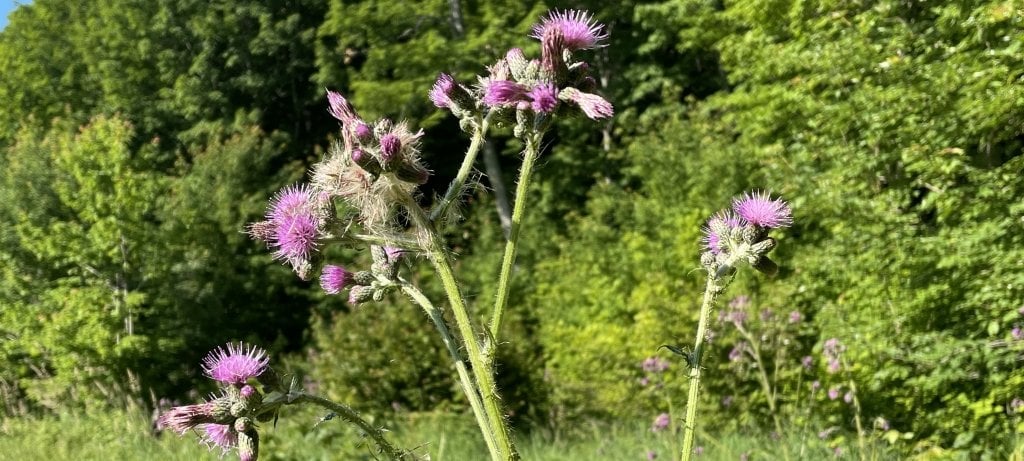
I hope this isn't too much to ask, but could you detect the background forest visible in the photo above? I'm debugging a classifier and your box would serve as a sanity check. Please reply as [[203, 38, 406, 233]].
[[1, 0, 1023, 459]]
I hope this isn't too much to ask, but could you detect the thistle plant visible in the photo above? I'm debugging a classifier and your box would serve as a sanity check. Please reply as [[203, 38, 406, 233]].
[[158, 342, 411, 460], [163, 9, 613, 461], [669, 191, 793, 461]]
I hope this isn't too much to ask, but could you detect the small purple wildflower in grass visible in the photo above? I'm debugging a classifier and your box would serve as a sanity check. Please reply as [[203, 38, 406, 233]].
[[320, 265, 354, 295], [199, 423, 238, 453], [729, 343, 745, 362], [802, 355, 814, 369], [429, 73, 456, 108], [827, 357, 841, 374], [694, 446, 704, 456], [789, 310, 802, 323], [1013, 325, 1023, 340], [876, 417, 891, 431], [639, 377, 649, 387], [823, 338, 842, 354], [828, 387, 840, 400], [646, 450, 657, 460], [705, 329, 716, 343], [202, 343, 270, 385], [844, 391, 854, 404], [651, 413, 670, 432], [559, 87, 613, 119], [641, 357, 670, 373], [729, 295, 750, 309], [528, 83, 559, 113], [811, 380, 821, 391], [732, 190, 793, 229], [530, 9, 608, 51], [760, 309, 774, 321], [483, 80, 529, 106], [272, 213, 320, 264], [379, 133, 401, 161], [833, 446, 843, 457], [729, 310, 747, 327]]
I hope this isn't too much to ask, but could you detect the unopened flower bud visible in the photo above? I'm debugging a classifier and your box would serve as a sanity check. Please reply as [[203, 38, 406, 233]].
[[379, 134, 401, 162], [238, 428, 260, 461], [353, 271, 375, 285], [505, 48, 531, 81], [348, 285, 373, 305]]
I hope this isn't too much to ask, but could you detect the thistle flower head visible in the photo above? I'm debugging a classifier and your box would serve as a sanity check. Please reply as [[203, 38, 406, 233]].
[[702, 211, 741, 255], [327, 89, 360, 125], [651, 412, 671, 432], [558, 87, 613, 119], [267, 184, 313, 221], [156, 398, 233, 434], [528, 83, 559, 113], [199, 423, 238, 453], [483, 80, 529, 107], [379, 133, 401, 161], [202, 342, 270, 385], [271, 213, 320, 266], [320, 265, 354, 295], [732, 190, 793, 229], [429, 73, 456, 108], [530, 9, 608, 51]]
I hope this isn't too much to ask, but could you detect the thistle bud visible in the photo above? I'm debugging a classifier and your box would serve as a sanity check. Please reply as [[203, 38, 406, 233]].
[[354, 270, 375, 285], [348, 285, 374, 305], [238, 427, 260, 461]]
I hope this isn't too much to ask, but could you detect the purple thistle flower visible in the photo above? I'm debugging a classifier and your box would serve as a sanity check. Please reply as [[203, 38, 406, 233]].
[[354, 121, 372, 140], [559, 87, 613, 119], [732, 190, 793, 229], [202, 342, 270, 385], [429, 73, 456, 108], [729, 343, 745, 362], [729, 310, 747, 327], [267, 184, 313, 222], [729, 294, 750, 309], [802, 355, 814, 369], [844, 391, 854, 404], [651, 412, 671, 432], [647, 450, 658, 460], [156, 399, 232, 435], [811, 380, 821, 391], [320, 265, 354, 295], [483, 80, 529, 107], [702, 211, 741, 254], [639, 377, 649, 387], [1013, 325, 1023, 340], [827, 357, 841, 374], [528, 83, 559, 113], [789, 310, 803, 323], [199, 423, 238, 452], [379, 133, 401, 161], [271, 213, 320, 264], [530, 9, 608, 51], [828, 387, 840, 400], [326, 89, 359, 125]]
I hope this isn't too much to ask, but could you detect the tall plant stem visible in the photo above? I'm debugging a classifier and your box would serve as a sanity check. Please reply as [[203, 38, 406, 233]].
[[401, 193, 518, 461], [489, 130, 542, 339], [295, 393, 413, 460], [680, 275, 721, 461], [400, 280, 500, 460], [430, 113, 492, 222]]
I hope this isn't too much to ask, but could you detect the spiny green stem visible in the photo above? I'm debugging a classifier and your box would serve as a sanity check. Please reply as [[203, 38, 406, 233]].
[[399, 280, 501, 460], [680, 275, 720, 461], [400, 192, 518, 461], [295, 393, 413, 460], [489, 129, 542, 340], [429, 113, 492, 222]]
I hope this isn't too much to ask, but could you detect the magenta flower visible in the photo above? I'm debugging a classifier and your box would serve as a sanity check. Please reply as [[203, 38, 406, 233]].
[[267, 184, 313, 222], [202, 343, 270, 385], [651, 412, 671, 432], [530, 9, 608, 51], [156, 399, 232, 434], [326, 89, 359, 125], [728, 294, 750, 309], [320, 265, 354, 294], [384, 246, 405, 264], [641, 357, 670, 373], [802, 355, 814, 369], [827, 357, 841, 373], [199, 423, 238, 453], [828, 387, 840, 400], [843, 391, 854, 404], [559, 87, 613, 119], [354, 121, 373, 140], [483, 80, 529, 106], [789, 310, 803, 323], [528, 83, 559, 113], [429, 73, 456, 108], [271, 213, 320, 264], [379, 133, 401, 161], [729, 343, 745, 362], [702, 211, 741, 254], [811, 380, 821, 391], [732, 190, 793, 229], [1013, 325, 1023, 340]]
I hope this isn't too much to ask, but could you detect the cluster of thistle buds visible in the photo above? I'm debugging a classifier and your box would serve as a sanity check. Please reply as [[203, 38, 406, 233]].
[[700, 191, 794, 282], [429, 9, 613, 138], [157, 343, 273, 461]]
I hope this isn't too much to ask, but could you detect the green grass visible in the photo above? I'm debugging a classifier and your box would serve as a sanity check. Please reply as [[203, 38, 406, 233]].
[[0, 405, 902, 461]]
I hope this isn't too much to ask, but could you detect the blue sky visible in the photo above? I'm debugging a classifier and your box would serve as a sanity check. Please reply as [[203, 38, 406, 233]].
[[0, 0, 28, 31]]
